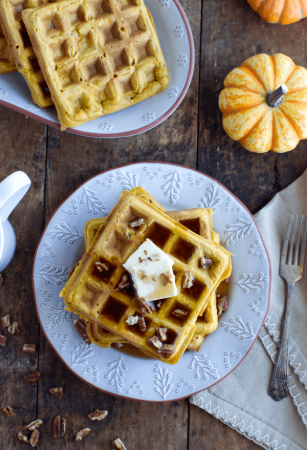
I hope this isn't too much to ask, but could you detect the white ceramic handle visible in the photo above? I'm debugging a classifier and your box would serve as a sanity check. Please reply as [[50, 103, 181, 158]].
[[0, 171, 31, 222]]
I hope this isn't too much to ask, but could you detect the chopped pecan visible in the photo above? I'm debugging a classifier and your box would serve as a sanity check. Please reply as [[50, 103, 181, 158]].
[[0, 334, 7, 346], [223, 277, 230, 283], [112, 342, 124, 349], [129, 218, 144, 228], [0, 275, 3, 287], [1, 314, 10, 327], [88, 409, 108, 421], [74, 319, 91, 346], [49, 387, 63, 397], [138, 298, 153, 316], [76, 428, 91, 441], [172, 309, 188, 319], [115, 274, 130, 292], [148, 335, 162, 349], [182, 271, 195, 289], [200, 257, 213, 268], [157, 328, 167, 341], [138, 316, 146, 332], [53, 415, 61, 440], [8, 321, 20, 335], [23, 344, 36, 354], [156, 301, 162, 308], [23, 419, 43, 431], [24, 373, 40, 383], [158, 344, 175, 358], [18, 431, 28, 442], [3, 406, 14, 416], [144, 250, 148, 255], [61, 418, 66, 437], [29, 429, 39, 447], [152, 276, 158, 282], [125, 315, 139, 326], [113, 438, 128, 450], [95, 261, 109, 272], [217, 295, 228, 318], [138, 269, 147, 280], [161, 272, 173, 286]]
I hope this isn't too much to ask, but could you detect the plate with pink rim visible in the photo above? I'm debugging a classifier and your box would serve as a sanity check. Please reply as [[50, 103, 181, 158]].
[[32, 162, 271, 402], [0, 0, 194, 138]]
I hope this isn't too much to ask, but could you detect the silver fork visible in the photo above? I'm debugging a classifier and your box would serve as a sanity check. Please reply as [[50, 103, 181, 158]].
[[268, 214, 307, 401]]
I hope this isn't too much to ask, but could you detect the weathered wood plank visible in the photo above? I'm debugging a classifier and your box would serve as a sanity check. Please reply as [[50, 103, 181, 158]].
[[0, 107, 46, 448]]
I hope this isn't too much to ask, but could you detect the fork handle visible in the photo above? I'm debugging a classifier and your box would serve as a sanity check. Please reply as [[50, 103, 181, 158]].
[[268, 281, 294, 401]]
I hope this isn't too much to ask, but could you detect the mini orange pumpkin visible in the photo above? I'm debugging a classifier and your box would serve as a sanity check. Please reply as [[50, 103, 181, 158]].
[[247, 0, 307, 24], [219, 53, 307, 153]]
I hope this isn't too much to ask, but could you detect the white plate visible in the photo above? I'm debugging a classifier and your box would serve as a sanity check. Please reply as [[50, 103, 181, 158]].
[[32, 163, 271, 402], [0, 0, 194, 138]]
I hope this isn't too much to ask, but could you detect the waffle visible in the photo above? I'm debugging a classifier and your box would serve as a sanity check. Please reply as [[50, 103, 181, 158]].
[[22, 0, 169, 130], [0, 0, 53, 108], [0, 20, 16, 73], [61, 190, 231, 364]]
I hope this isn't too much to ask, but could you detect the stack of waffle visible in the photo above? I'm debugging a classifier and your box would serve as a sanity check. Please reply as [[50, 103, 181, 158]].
[[0, 0, 169, 129], [60, 187, 232, 365]]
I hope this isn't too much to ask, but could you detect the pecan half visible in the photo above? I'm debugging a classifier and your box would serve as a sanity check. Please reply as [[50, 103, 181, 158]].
[[182, 271, 194, 289], [217, 295, 228, 318], [157, 328, 167, 341], [24, 373, 40, 383], [115, 274, 130, 292], [148, 335, 162, 349], [3, 406, 14, 416], [0, 334, 7, 346], [129, 218, 144, 228], [49, 387, 63, 397], [172, 309, 188, 319], [112, 342, 124, 349], [76, 428, 91, 441], [113, 438, 128, 450], [23, 419, 43, 431], [158, 344, 175, 358], [125, 315, 139, 326], [161, 272, 173, 286], [29, 429, 39, 447], [95, 261, 109, 272], [88, 409, 108, 421], [61, 418, 66, 437], [138, 316, 146, 332], [23, 344, 36, 354], [138, 298, 153, 316], [1, 314, 10, 327], [8, 321, 20, 335], [18, 431, 28, 442], [200, 257, 213, 268], [53, 415, 61, 440], [74, 319, 91, 346]]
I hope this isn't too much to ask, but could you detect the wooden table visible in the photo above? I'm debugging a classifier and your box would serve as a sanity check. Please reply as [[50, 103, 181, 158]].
[[1, 0, 307, 448]]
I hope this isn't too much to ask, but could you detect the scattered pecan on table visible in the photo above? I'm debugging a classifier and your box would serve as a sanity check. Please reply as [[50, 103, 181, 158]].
[[49, 387, 63, 397], [53, 415, 61, 440], [23, 344, 36, 354], [113, 437, 128, 450], [3, 406, 14, 416], [61, 418, 66, 438], [0, 334, 7, 346], [22, 419, 43, 431], [29, 429, 39, 447], [88, 409, 108, 421], [24, 373, 40, 383], [1, 314, 10, 327], [76, 428, 91, 441], [17, 431, 28, 443], [8, 321, 20, 335]]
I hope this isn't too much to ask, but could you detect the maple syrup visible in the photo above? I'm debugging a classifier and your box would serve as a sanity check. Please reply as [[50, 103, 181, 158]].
[[171, 238, 196, 263], [125, 317, 153, 337], [145, 222, 173, 248], [183, 278, 206, 301], [179, 218, 201, 235], [90, 257, 116, 283], [168, 301, 191, 325], [100, 296, 128, 323]]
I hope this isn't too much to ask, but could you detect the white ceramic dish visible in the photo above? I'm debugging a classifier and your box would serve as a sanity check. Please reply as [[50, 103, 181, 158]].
[[0, 0, 194, 138], [32, 162, 271, 402]]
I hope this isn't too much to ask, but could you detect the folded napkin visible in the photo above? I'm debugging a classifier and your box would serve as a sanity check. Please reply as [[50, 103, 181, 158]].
[[190, 170, 307, 450]]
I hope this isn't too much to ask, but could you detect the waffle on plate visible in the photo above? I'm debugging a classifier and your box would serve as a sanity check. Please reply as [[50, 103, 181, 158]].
[[61, 189, 231, 364], [0, 20, 16, 73], [22, 0, 169, 129]]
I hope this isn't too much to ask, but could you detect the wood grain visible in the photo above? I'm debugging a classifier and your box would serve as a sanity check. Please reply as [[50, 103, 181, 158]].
[[0, 107, 46, 448]]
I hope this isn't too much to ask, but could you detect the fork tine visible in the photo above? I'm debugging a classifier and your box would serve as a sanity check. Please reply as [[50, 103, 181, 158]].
[[281, 215, 293, 265], [288, 215, 298, 264], [293, 216, 304, 265], [299, 218, 307, 267]]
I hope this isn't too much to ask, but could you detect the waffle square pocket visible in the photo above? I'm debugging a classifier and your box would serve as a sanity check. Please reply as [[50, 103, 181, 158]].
[[22, 0, 169, 129]]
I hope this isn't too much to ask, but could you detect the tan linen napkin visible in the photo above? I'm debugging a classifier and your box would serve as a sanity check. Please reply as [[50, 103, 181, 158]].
[[190, 169, 307, 450]]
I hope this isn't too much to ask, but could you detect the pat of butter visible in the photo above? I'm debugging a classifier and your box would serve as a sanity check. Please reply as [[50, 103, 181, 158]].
[[123, 239, 177, 302]]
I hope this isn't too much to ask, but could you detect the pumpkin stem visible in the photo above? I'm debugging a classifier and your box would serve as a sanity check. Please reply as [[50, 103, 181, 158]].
[[267, 84, 288, 107]]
